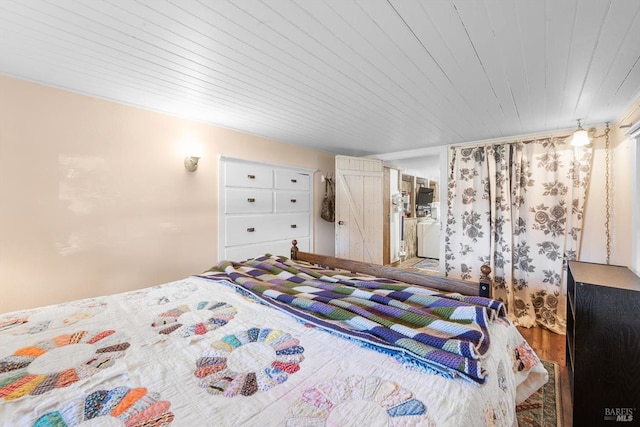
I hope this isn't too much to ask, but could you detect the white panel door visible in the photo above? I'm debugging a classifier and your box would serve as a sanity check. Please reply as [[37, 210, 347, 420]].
[[335, 155, 383, 264]]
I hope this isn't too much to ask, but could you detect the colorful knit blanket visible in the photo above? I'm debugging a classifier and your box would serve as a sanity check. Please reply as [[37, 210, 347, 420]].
[[204, 255, 505, 383]]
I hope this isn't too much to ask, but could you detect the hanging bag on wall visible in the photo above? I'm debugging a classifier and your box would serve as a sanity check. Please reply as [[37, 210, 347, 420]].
[[320, 177, 335, 222]]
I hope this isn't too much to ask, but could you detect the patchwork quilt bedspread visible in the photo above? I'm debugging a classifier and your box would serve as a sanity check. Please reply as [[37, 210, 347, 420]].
[[0, 261, 547, 426], [207, 256, 509, 384]]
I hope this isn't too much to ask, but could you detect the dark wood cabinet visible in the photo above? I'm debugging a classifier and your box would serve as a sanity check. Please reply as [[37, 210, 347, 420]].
[[566, 261, 640, 426]]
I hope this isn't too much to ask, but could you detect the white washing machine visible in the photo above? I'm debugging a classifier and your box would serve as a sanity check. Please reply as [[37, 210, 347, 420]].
[[417, 219, 440, 258]]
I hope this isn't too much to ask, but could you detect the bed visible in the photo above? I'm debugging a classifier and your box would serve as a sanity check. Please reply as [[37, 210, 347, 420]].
[[0, 244, 547, 426]]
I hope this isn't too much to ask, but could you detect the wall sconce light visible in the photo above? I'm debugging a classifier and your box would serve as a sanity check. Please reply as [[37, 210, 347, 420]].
[[570, 119, 590, 147], [184, 156, 200, 172]]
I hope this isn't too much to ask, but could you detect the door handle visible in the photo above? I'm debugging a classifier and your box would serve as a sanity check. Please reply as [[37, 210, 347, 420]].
[[338, 220, 344, 225]]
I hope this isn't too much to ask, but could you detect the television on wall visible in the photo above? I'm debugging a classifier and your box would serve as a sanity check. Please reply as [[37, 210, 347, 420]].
[[417, 187, 434, 207]]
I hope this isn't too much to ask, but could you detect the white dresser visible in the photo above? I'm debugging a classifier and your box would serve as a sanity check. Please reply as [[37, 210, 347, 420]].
[[219, 157, 314, 261]]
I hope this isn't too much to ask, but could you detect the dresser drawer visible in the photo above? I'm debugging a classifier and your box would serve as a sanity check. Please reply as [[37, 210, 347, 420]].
[[225, 162, 273, 188], [273, 213, 310, 238], [226, 214, 309, 246], [225, 189, 273, 213], [226, 216, 278, 246], [275, 191, 309, 213], [224, 238, 310, 262], [274, 170, 310, 190]]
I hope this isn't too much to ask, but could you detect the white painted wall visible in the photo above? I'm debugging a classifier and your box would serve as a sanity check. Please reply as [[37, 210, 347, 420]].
[[626, 122, 640, 275], [580, 125, 632, 267], [392, 155, 440, 183]]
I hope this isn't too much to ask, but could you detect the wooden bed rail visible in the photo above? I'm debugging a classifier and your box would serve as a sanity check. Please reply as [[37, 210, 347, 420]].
[[291, 240, 491, 297]]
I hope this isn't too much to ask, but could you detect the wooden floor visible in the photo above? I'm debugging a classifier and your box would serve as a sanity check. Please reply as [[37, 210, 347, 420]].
[[393, 256, 439, 271], [397, 257, 571, 426], [518, 326, 571, 427]]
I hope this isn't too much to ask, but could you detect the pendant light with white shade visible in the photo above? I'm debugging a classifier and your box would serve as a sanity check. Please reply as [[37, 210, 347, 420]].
[[570, 119, 590, 146]]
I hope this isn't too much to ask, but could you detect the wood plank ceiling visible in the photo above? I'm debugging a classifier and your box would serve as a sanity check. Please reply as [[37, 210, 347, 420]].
[[1, 0, 639, 156]]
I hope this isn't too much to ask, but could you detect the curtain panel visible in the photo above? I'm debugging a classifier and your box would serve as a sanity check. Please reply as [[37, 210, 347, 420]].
[[445, 138, 592, 333]]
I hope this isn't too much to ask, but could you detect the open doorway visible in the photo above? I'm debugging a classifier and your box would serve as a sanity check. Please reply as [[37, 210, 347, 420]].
[[375, 147, 448, 274]]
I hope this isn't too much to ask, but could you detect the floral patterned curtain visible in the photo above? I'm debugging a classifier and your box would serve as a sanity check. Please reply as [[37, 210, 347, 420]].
[[445, 138, 592, 333]]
